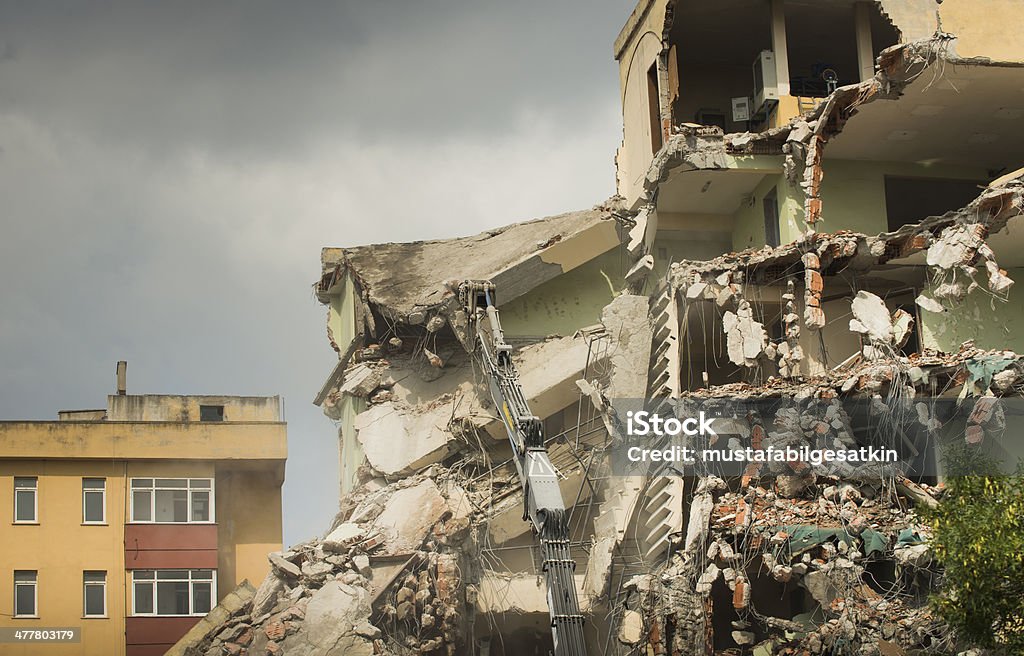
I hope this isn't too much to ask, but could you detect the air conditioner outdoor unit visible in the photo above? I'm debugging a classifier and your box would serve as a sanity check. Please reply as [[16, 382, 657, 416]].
[[753, 50, 779, 118]]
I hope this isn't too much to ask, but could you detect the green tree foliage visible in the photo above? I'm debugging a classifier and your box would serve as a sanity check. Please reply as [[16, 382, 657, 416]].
[[925, 445, 1024, 653]]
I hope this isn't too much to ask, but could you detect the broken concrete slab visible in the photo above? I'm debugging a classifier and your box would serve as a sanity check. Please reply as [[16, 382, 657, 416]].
[[477, 570, 590, 614], [371, 479, 448, 554], [280, 581, 374, 656], [338, 363, 382, 398], [625, 254, 654, 284], [251, 572, 286, 618], [268, 552, 301, 579], [322, 523, 364, 552], [617, 609, 644, 644], [723, 300, 767, 367], [849, 291, 893, 344], [319, 203, 624, 323], [353, 401, 452, 476]]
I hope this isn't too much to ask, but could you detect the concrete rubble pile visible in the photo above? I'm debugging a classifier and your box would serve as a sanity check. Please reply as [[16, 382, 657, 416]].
[[182, 473, 475, 656]]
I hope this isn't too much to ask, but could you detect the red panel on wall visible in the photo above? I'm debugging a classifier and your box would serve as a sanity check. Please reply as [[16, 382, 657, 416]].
[[125, 523, 218, 550], [126, 616, 200, 650], [125, 523, 218, 569]]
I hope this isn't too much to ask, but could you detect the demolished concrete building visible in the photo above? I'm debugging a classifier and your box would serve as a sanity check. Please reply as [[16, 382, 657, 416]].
[[180, 1, 1024, 655]]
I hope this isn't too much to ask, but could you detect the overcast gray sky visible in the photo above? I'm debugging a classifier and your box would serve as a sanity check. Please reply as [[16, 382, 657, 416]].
[[0, 0, 633, 546]]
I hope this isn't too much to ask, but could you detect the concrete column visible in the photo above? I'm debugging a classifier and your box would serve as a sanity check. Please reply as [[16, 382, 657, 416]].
[[770, 0, 790, 96], [854, 2, 876, 81]]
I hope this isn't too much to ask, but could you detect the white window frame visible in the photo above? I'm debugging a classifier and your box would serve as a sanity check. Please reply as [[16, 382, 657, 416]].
[[83, 571, 107, 618], [131, 569, 216, 617], [82, 478, 106, 525], [13, 477, 38, 524], [129, 478, 215, 524], [14, 570, 37, 618]]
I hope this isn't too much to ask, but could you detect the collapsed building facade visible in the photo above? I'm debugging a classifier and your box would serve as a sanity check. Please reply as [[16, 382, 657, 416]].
[[179, 1, 1024, 655]]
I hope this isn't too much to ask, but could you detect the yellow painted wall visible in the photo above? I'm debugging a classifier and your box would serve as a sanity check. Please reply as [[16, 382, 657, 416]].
[[939, 0, 1024, 63], [213, 466, 282, 608], [0, 422, 287, 462], [0, 459, 283, 656], [0, 462, 128, 656]]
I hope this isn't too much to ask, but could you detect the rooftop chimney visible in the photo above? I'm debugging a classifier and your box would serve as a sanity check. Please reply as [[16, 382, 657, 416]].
[[116, 361, 127, 395]]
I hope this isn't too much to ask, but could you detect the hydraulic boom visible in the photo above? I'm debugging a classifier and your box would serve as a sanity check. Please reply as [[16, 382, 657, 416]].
[[457, 280, 586, 656]]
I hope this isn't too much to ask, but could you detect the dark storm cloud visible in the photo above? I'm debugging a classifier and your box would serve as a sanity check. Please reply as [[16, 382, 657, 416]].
[[1, 1, 628, 156], [0, 0, 634, 544]]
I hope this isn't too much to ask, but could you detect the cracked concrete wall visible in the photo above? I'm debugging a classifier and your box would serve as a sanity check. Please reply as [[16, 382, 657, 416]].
[[498, 248, 622, 338], [921, 265, 1024, 353]]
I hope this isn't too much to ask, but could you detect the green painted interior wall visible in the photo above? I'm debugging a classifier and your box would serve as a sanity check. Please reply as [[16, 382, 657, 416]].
[[731, 173, 800, 252], [327, 272, 364, 496], [338, 395, 366, 495], [729, 159, 990, 252], [499, 247, 625, 338], [920, 268, 1024, 353], [818, 159, 989, 237], [328, 272, 358, 355], [652, 232, 733, 281]]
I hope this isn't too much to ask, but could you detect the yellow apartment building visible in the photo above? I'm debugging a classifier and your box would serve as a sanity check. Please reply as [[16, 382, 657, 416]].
[[0, 364, 287, 656]]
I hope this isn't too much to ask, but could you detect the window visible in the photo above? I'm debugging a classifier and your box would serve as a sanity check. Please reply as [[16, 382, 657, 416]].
[[763, 187, 781, 248], [647, 62, 663, 154], [130, 478, 213, 523], [199, 405, 224, 422], [14, 571, 37, 617], [83, 571, 106, 617], [132, 570, 215, 616], [82, 478, 106, 524], [14, 477, 37, 523]]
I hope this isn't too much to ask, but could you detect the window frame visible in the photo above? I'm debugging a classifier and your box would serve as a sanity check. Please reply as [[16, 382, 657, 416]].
[[13, 477, 38, 524], [199, 404, 225, 422], [83, 571, 107, 618], [82, 478, 107, 525], [129, 478, 215, 524], [14, 570, 38, 618], [762, 186, 781, 248], [130, 569, 216, 617]]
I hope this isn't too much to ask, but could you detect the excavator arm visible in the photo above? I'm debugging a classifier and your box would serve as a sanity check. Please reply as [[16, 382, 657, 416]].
[[457, 280, 586, 656]]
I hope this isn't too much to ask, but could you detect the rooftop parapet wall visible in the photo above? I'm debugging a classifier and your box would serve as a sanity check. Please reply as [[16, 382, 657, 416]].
[[106, 394, 282, 422], [0, 420, 287, 461]]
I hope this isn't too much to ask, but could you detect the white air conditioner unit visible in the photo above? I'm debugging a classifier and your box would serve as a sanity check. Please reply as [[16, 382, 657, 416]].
[[753, 50, 779, 117], [732, 96, 751, 122]]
